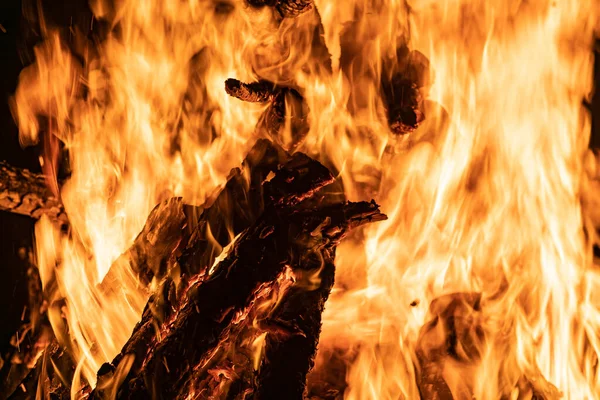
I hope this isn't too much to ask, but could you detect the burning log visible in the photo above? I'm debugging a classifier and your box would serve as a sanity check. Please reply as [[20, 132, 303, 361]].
[[95, 140, 335, 379], [381, 48, 431, 135], [225, 79, 309, 151], [83, 145, 385, 399], [90, 200, 384, 399], [0, 161, 66, 225], [7, 140, 379, 399]]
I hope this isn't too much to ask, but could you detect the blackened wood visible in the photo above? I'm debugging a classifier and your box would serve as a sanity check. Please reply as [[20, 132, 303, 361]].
[[92, 141, 334, 393], [87, 141, 336, 399], [225, 79, 309, 151], [381, 48, 431, 135], [0, 161, 66, 225], [93, 200, 384, 399], [224, 79, 275, 103], [254, 255, 336, 400]]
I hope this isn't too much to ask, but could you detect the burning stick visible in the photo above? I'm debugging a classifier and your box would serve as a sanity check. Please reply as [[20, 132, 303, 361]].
[[381, 48, 431, 135], [226, 79, 310, 151]]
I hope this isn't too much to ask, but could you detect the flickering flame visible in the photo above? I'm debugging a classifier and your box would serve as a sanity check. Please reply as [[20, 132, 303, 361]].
[[10, 0, 600, 398]]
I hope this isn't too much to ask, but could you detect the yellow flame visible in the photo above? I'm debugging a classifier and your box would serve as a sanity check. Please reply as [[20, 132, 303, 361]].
[[11, 0, 600, 398]]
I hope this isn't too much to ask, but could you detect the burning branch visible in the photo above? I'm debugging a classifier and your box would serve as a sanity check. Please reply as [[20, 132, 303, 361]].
[[225, 79, 310, 151]]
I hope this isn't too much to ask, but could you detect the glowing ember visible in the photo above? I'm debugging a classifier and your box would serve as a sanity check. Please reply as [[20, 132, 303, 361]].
[[9, 0, 600, 398]]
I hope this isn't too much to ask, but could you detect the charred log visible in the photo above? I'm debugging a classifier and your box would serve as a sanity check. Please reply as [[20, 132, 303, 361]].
[[91, 199, 383, 399], [84, 145, 384, 399], [0, 162, 66, 225], [381, 48, 431, 135]]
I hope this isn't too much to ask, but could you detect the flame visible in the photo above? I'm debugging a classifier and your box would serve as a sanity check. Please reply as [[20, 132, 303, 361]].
[[10, 0, 600, 398]]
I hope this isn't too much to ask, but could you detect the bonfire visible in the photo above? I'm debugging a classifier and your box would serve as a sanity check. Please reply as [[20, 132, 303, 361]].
[[0, 0, 599, 399]]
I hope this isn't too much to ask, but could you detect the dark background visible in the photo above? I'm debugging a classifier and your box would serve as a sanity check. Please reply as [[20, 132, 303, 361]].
[[0, 0, 598, 354]]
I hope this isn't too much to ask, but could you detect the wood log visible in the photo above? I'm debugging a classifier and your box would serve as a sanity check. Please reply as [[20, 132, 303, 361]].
[[0, 162, 66, 225], [100, 138, 331, 295], [225, 79, 309, 151], [381, 48, 431, 135], [84, 144, 384, 399], [88, 198, 384, 400], [90, 141, 335, 392]]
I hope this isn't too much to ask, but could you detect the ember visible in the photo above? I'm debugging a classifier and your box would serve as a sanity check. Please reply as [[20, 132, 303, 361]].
[[0, 0, 599, 399]]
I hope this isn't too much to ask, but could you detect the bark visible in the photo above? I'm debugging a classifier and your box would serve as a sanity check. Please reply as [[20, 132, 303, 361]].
[[0, 162, 66, 225]]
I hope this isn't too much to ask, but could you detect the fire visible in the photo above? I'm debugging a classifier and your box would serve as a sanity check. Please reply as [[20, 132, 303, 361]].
[[9, 0, 600, 399]]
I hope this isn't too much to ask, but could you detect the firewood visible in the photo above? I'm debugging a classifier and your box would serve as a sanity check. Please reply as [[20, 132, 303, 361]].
[[88, 198, 384, 399], [93, 140, 335, 387], [6, 140, 338, 399], [0, 162, 66, 225], [381, 48, 431, 135], [84, 146, 383, 399], [225, 79, 309, 151]]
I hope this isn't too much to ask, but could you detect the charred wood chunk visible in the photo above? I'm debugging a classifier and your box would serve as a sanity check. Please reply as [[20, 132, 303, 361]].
[[225, 79, 276, 103], [381, 48, 432, 135], [88, 140, 335, 398], [255, 256, 336, 400], [226, 79, 310, 151]]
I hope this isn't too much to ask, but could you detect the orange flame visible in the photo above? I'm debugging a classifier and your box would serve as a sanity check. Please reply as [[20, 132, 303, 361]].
[[10, 0, 600, 398]]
